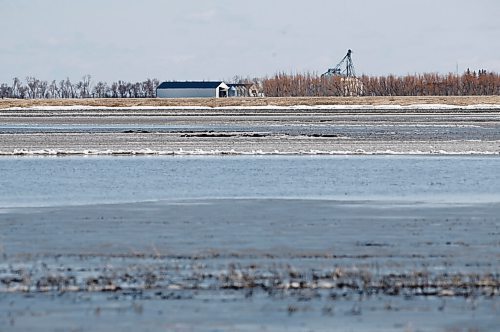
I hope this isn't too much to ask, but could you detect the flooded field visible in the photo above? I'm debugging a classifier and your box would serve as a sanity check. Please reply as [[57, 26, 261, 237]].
[[0, 106, 499, 155], [0, 155, 499, 331], [0, 106, 499, 331]]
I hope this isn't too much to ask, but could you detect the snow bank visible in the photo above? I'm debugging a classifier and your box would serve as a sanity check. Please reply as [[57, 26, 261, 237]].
[[2, 104, 500, 111]]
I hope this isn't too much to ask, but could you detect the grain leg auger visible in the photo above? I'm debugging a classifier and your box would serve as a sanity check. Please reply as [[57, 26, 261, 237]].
[[322, 49, 356, 78]]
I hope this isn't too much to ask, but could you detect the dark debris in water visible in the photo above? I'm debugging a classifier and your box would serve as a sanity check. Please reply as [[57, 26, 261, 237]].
[[1, 259, 498, 300]]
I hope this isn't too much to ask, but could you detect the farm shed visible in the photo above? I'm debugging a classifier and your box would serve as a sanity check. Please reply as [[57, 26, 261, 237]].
[[228, 83, 260, 97], [156, 81, 229, 98]]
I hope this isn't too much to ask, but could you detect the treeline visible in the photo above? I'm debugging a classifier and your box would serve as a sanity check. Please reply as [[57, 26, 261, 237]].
[[0, 75, 159, 99], [262, 69, 500, 97], [262, 73, 350, 97], [1, 70, 499, 99]]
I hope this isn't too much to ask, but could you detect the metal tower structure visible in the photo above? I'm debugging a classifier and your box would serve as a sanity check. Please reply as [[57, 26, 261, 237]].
[[321, 49, 356, 78]]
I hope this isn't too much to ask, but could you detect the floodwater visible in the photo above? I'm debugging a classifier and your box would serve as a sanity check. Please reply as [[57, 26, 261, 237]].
[[0, 106, 499, 330], [1, 107, 500, 154], [1, 155, 500, 207], [1, 155, 499, 331]]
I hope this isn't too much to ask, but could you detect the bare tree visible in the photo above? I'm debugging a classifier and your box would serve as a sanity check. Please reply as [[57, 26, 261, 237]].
[[110, 82, 119, 98], [26, 76, 39, 98], [0, 83, 12, 98], [48, 80, 58, 98], [92, 81, 108, 98], [80, 75, 92, 98], [12, 77, 22, 98], [117, 81, 128, 98]]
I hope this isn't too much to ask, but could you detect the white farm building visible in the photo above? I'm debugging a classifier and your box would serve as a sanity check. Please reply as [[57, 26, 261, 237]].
[[156, 81, 229, 98]]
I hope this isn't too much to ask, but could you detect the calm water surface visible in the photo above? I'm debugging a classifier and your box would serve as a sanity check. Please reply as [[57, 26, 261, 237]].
[[1, 155, 499, 208]]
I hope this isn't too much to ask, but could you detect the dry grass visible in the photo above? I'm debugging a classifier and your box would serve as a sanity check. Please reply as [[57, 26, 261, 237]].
[[1, 96, 500, 109]]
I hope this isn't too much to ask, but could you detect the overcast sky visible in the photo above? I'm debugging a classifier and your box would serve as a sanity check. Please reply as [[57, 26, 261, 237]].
[[1, 0, 499, 82]]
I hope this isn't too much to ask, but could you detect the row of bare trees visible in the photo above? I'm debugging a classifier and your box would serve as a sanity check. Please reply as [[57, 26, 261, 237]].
[[1, 70, 498, 99], [0, 76, 159, 99], [262, 73, 356, 97], [262, 70, 500, 97]]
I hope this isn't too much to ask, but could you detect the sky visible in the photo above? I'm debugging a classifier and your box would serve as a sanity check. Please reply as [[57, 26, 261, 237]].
[[1, 0, 499, 83]]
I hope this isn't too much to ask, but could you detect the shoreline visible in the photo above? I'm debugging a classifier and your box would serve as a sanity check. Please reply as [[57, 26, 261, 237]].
[[1, 148, 499, 156]]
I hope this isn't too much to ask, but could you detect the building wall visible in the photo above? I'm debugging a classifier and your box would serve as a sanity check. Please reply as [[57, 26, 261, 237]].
[[227, 84, 260, 97], [340, 77, 364, 97], [157, 88, 217, 98]]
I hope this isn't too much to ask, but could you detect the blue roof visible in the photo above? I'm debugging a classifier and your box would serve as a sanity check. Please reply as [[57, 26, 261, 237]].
[[157, 81, 225, 89]]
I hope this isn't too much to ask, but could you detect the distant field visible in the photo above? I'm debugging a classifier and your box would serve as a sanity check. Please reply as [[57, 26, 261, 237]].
[[1, 95, 500, 108]]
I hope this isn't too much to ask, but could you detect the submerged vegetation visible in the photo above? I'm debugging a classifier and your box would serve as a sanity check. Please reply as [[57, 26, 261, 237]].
[[0, 70, 499, 99]]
